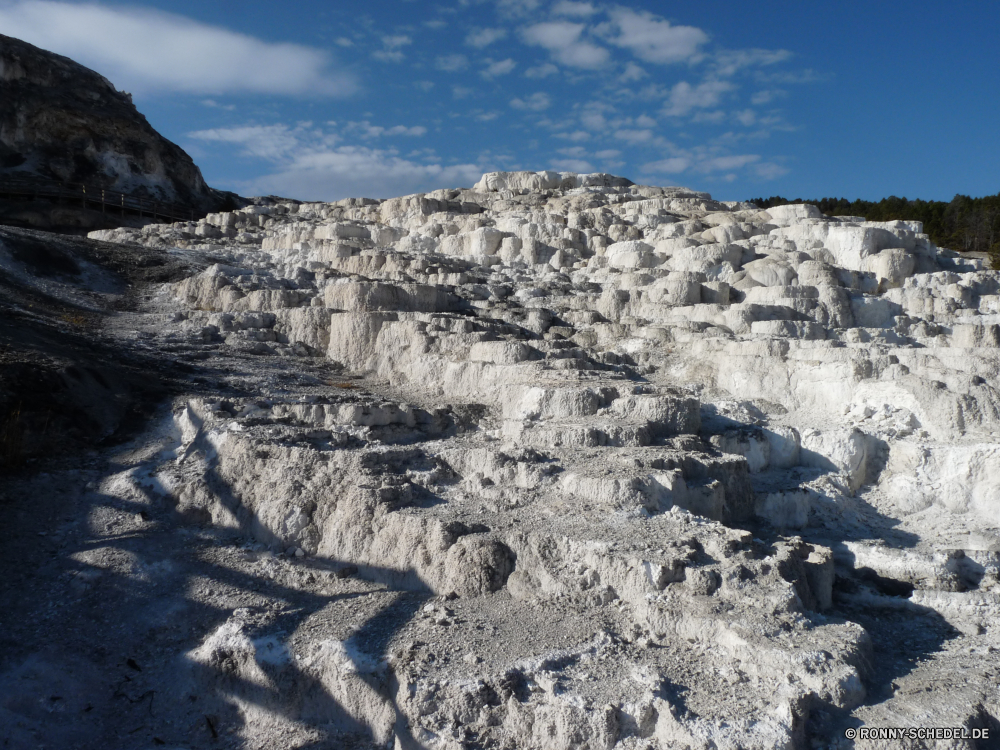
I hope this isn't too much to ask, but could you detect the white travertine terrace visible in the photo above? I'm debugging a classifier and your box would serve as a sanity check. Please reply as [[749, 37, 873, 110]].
[[86, 171, 1000, 748]]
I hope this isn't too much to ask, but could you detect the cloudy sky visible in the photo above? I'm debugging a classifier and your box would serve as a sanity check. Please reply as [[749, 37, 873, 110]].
[[2, 0, 998, 202]]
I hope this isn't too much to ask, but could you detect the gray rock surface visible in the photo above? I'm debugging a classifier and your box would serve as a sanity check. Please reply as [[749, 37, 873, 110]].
[[1, 171, 999, 749]]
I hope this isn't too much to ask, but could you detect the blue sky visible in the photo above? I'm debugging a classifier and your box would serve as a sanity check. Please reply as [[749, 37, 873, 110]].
[[2, 0, 998, 202]]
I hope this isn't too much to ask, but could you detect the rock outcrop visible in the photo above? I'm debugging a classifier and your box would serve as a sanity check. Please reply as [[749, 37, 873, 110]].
[[3, 171, 999, 749], [0, 34, 240, 230]]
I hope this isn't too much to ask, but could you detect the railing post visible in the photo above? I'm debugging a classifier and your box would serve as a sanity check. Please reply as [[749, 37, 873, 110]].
[[0, 177, 216, 225]]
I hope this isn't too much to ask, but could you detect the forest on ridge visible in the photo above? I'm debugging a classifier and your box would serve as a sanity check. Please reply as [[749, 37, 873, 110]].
[[749, 192, 1000, 266]]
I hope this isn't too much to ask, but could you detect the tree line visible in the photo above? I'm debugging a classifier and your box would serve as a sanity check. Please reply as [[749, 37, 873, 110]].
[[748, 192, 1000, 263]]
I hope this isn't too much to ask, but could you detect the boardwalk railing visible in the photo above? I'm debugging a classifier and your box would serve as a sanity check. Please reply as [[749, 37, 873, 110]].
[[0, 176, 201, 223]]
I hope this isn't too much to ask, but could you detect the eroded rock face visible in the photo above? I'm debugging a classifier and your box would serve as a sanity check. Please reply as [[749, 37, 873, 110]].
[[0, 34, 228, 213], [16, 171, 998, 748]]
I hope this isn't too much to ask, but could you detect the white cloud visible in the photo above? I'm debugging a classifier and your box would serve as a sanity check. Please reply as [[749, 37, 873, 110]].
[[347, 121, 384, 139], [642, 157, 690, 174], [510, 92, 551, 111], [755, 68, 820, 84], [613, 128, 655, 144], [713, 48, 791, 77], [661, 80, 734, 117], [637, 82, 668, 99], [552, 1, 598, 16], [201, 99, 236, 111], [594, 149, 621, 159], [466, 27, 507, 48], [0, 0, 355, 96], [715, 124, 789, 144], [555, 130, 591, 142], [346, 121, 428, 138], [453, 85, 474, 99], [755, 162, 789, 179], [414, 80, 435, 92], [256, 149, 484, 200], [701, 154, 759, 171], [189, 123, 484, 200], [372, 34, 412, 62], [635, 114, 657, 128], [750, 89, 784, 105], [522, 21, 610, 69], [496, 0, 541, 17], [334, 37, 353, 47], [189, 124, 319, 160], [525, 63, 559, 78], [523, 21, 582, 49], [757, 115, 791, 130], [482, 58, 517, 78], [475, 111, 500, 121], [557, 146, 588, 157], [551, 158, 593, 172], [436, 54, 469, 71], [424, 19, 447, 30], [620, 62, 647, 82], [691, 110, 725, 123], [603, 8, 708, 64], [383, 35, 412, 48], [386, 125, 428, 136], [641, 150, 770, 178], [578, 101, 615, 131], [735, 109, 756, 126]]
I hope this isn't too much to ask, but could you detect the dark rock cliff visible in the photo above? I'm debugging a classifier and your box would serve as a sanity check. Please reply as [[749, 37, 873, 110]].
[[0, 34, 241, 229]]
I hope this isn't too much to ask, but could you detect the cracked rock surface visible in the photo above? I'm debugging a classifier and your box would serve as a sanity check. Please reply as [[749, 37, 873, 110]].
[[2, 170, 999, 749]]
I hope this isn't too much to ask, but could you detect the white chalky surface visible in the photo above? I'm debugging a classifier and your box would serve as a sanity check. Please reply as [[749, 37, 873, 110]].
[[2, 171, 999, 749]]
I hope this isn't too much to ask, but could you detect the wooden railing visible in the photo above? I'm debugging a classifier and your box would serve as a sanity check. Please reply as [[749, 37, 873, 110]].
[[0, 176, 201, 223]]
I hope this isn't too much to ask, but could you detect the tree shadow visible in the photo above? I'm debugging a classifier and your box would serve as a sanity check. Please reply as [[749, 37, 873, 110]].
[[0, 428, 446, 750], [698, 411, 968, 744]]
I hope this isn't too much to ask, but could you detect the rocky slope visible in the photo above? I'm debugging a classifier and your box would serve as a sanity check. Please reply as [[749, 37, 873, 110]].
[[1, 171, 998, 749], [0, 34, 239, 230]]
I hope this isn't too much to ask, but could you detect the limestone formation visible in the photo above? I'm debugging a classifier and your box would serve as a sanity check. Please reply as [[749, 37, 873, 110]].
[[3, 170, 999, 749], [86, 171, 1000, 747]]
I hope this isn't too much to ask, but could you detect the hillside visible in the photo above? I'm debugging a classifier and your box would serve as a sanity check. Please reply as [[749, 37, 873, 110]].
[[0, 34, 242, 232]]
